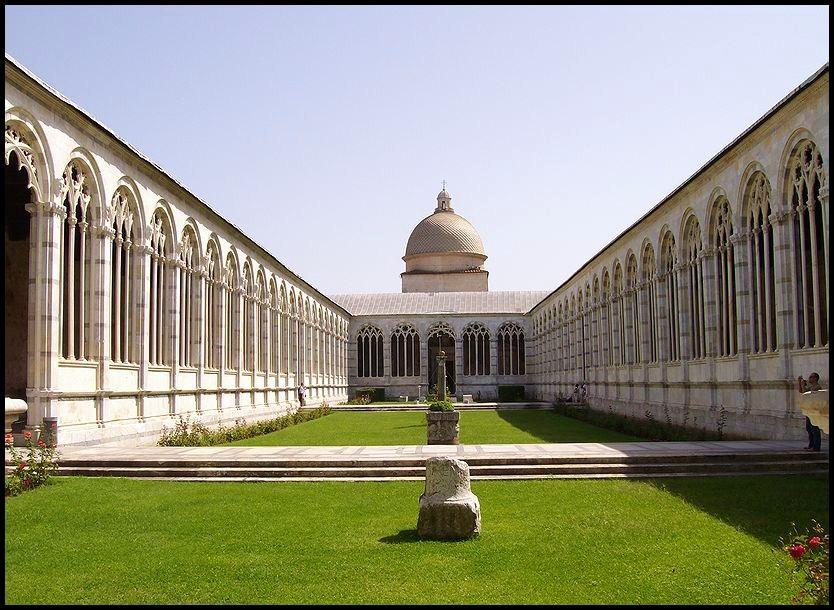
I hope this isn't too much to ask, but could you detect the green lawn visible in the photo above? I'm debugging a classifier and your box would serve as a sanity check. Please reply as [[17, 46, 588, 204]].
[[226, 410, 642, 446], [4, 475, 828, 604]]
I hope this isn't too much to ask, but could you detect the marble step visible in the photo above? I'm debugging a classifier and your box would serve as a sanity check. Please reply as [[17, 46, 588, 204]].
[[43, 458, 828, 480], [44, 450, 827, 470]]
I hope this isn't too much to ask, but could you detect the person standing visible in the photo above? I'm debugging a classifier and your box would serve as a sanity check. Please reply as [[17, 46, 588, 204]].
[[298, 382, 307, 407], [796, 372, 823, 452]]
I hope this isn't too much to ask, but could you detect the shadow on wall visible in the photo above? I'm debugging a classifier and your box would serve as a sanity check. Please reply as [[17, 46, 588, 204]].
[[643, 475, 829, 547]]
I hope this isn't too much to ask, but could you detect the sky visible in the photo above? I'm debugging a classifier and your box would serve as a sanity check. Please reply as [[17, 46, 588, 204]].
[[4, 6, 829, 295]]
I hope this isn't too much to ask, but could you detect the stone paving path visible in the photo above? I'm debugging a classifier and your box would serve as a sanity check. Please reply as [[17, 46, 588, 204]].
[[11, 439, 826, 463]]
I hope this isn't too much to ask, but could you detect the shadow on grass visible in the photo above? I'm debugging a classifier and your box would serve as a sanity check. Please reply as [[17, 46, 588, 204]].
[[644, 474, 829, 547], [379, 529, 422, 544], [379, 529, 480, 544], [493, 409, 643, 443]]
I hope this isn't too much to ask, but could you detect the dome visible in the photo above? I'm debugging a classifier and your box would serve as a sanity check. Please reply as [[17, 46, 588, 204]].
[[405, 211, 485, 257]]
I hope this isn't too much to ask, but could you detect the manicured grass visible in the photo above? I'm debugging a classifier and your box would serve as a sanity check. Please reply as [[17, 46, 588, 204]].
[[226, 410, 642, 446], [4, 475, 827, 604]]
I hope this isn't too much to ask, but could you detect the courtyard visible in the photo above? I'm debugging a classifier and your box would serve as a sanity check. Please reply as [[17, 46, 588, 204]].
[[4, 474, 828, 604], [4, 5, 830, 607], [224, 409, 641, 446]]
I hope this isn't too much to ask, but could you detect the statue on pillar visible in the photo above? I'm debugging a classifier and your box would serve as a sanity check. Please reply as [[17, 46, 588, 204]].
[[436, 350, 447, 401]]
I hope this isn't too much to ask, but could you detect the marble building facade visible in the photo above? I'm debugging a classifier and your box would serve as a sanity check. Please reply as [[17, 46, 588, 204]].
[[529, 65, 829, 439], [4, 53, 829, 444], [5, 56, 350, 446]]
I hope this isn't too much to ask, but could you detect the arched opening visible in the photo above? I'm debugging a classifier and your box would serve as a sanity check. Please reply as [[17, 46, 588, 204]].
[[428, 327, 456, 394], [5, 151, 32, 399]]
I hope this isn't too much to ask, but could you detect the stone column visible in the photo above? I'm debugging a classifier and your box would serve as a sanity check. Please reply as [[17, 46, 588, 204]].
[[23, 201, 65, 439]]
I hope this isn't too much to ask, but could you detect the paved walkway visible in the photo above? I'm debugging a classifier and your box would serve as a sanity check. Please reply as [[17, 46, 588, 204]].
[[10, 439, 826, 464]]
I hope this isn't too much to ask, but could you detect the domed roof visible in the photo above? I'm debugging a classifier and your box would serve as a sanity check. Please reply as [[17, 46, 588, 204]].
[[405, 210, 485, 257]]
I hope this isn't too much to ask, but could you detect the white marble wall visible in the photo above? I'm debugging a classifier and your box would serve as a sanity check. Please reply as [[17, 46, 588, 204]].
[[5, 60, 349, 445]]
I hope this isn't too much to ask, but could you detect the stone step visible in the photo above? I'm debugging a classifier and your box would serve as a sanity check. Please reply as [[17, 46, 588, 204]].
[[42, 458, 828, 480], [130, 469, 830, 482], [43, 450, 826, 470]]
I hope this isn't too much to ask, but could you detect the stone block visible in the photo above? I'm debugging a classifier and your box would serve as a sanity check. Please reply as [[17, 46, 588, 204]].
[[417, 457, 480, 540], [426, 410, 459, 445]]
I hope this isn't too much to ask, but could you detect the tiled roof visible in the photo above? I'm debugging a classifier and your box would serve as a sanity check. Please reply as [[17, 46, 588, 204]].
[[329, 291, 550, 316], [405, 211, 485, 256]]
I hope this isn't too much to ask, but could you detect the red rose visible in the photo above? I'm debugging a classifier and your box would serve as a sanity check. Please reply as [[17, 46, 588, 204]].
[[808, 536, 821, 549], [789, 544, 807, 559], [23, 431, 32, 440], [37, 439, 45, 447], [4, 434, 13, 446]]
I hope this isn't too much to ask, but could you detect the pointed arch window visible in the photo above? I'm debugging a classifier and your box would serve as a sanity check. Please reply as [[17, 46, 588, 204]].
[[177, 228, 200, 367], [684, 217, 706, 359], [357, 325, 384, 378], [462, 323, 490, 376], [109, 188, 137, 364], [788, 140, 828, 348], [224, 256, 239, 370], [391, 323, 421, 377], [497, 322, 525, 375], [204, 242, 222, 369], [642, 246, 659, 363], [711, 198, 737, 356], [744, 172, 776, 353], [660, 233, 680, 361], [148, 209, 173, 366], [60, 161, 96, 361]]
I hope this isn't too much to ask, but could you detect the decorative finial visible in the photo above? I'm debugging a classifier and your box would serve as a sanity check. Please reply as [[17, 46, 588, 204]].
[[441, 179, 447, 191]]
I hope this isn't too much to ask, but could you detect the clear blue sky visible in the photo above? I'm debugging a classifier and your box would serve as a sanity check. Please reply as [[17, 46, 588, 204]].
[[5, 6, 829, 295]]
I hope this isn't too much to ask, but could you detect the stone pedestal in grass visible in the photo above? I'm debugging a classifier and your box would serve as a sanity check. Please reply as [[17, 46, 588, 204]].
[[426, 410, 460, 445], [417, 456, 480, 540]]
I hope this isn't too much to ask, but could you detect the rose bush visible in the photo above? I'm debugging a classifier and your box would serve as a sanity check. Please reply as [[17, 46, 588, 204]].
[[5, 430, 59, 497], [781, 520, 829, 605]]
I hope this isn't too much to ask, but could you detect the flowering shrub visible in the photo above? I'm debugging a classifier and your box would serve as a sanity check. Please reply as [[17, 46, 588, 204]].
[[158, 403, 332, 447], [781, 520, 829, 605], [5, 430, 59, 497]]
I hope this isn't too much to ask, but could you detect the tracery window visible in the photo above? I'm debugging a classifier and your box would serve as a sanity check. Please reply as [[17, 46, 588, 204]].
[[224, 254, 239, 370], [391, 323, 421, 377], [256, 274, 268, 373], [613, 263, 625, 365], [178, 227, 200, 368], [684, 216, 706, 359], [592, 279, 601, 367], [242, 266, 254, 371], [462, 322, 490, 376], [744, 172, 776, 353], [109, 187, 137, 364], [497, 322, 526, 375], [357, 325, 384, 378], [626, 255, 640, 364], [788, 140, 828, 348], [148, 209, 173, 366], [660, 232, 680, 361], [711, 198, 737, 356], [204, 241, 222, 369], [59, 161, 96, 361], [642, 245, 659, 363], [602, 272, 611, 367], [270, 283, 280, 375], [280, 287, 290, 376], [557, 305, 565, 372]]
